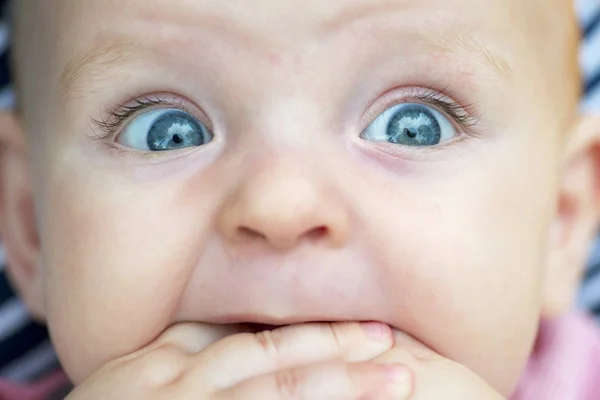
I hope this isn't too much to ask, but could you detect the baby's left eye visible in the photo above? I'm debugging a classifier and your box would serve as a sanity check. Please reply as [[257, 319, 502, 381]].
[[117, 108, 213, 151], [360, 104, 456, 147]]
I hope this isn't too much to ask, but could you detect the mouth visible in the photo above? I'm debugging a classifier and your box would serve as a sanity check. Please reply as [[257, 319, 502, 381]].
[[233, 320, 374, 334], [204, 314, 383, 334], [239, 323, 288, 333]]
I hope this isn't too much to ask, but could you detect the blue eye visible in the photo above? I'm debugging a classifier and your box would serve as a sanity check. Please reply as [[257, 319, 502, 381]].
[[117, 109, 213, 151], [361, 104, 455, 147]]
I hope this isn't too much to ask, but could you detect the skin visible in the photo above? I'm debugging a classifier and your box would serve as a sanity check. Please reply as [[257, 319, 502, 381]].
[[1, 0, 599, 397]]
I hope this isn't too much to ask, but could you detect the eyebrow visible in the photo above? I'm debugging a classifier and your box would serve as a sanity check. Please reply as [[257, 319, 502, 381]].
[[323, 1, 514, 79], [59, 7, 513, 99], [59, 35, 150, 100], [452, 33, 513, 79]]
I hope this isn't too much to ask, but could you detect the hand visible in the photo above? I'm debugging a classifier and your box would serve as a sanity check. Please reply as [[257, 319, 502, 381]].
[[373, 330, 505, 399], [66, 322, 413, 399]]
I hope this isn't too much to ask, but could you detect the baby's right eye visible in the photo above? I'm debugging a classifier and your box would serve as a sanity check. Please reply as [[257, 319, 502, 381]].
[[117, 108, 214, 152]]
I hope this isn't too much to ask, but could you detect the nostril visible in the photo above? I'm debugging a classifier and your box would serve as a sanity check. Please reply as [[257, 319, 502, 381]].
[[235, 225, 331, 248], [238, 226, 268, 241], [305, 226, 329, 241]]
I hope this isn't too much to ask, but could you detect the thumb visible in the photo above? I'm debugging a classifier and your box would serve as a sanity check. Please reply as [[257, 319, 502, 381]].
[[373, 329, 504, 399]]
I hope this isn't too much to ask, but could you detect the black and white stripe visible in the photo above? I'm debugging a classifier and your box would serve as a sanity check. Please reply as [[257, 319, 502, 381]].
[[579, 0, 600, 110], [578, 0, 600, 317]]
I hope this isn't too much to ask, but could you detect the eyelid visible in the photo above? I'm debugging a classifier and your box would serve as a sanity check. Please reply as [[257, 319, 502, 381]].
[[361, 87, 481, 136], [92, 94, 213, 140]]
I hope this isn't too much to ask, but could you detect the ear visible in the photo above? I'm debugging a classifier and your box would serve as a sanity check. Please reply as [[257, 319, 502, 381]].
[[0, 111, 45, 320], [543, 114, 600, 318]]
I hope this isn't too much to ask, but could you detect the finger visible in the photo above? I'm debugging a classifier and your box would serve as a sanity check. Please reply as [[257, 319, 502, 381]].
[[215, 362, 412, 400], [149, 323, 240, 354], [371, 329, 440, 373], [197, 322, 394, 388], [97, 324, 240, 390], [373, 329, 504, 400], [391, 330, 441, 363], [115, 323, 239, 367]]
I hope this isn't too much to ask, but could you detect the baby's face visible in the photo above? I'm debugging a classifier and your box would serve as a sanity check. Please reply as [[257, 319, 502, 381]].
[[9, 0, 582, 396]]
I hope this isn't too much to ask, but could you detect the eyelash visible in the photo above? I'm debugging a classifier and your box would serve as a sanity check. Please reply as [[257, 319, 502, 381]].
[[92, 97, 177, 139], [92, 90, 480, 139], [416, 93, 479, 132], [367, 87, 480, 135]]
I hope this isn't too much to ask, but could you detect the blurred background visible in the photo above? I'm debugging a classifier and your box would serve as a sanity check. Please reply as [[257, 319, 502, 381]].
[[574, 0, 600, 315]]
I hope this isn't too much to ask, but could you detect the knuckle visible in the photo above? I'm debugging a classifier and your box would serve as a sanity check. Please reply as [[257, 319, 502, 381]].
[[254, 329, 283, 357], [274, 368, 304, 399], [320, 322, 344, 348]]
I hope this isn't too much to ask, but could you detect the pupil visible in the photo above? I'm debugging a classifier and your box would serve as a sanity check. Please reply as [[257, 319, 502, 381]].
[[404, 128, 417, 138], [173, 134, 183, 144]]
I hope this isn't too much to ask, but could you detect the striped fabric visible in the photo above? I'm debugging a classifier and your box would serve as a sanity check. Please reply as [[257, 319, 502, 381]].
[[579, 0, 600, 112], [578, 0, 600, 317], [0, 0, 598, 395]]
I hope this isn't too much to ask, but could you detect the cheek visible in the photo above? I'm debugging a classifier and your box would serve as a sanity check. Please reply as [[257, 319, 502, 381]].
[[358, 146, 556, 394], [38, 161, 220, 383]]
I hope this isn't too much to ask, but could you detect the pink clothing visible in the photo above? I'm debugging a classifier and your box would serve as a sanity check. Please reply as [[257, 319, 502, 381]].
[[512, 312, 600, 399], [0, 370, 69, 400], [0, 313, 599, 399]]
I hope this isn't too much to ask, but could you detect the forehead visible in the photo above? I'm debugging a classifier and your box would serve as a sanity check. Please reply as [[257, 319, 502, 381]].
[[54, 0, 571, 77], [57, 0, 547, 28], [16, 0, 578, 128], [57, 0, 537, 52], [52, 0, 540, 89]]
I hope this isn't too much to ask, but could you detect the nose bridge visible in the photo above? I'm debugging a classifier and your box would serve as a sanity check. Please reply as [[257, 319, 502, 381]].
[[218, 152, 349, 249], [245, 163, 318, 216]]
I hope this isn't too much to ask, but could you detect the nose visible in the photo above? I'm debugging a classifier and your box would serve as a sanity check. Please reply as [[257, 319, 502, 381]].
[[218, 162, 349, 250]]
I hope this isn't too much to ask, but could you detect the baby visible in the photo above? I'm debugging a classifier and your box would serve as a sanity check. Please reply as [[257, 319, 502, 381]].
[[1, 0, 600, 398]]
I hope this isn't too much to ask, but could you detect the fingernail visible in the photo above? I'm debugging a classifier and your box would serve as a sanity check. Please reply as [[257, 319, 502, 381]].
[[361, 322, 392, 342], [384, 365, 412, 398]]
